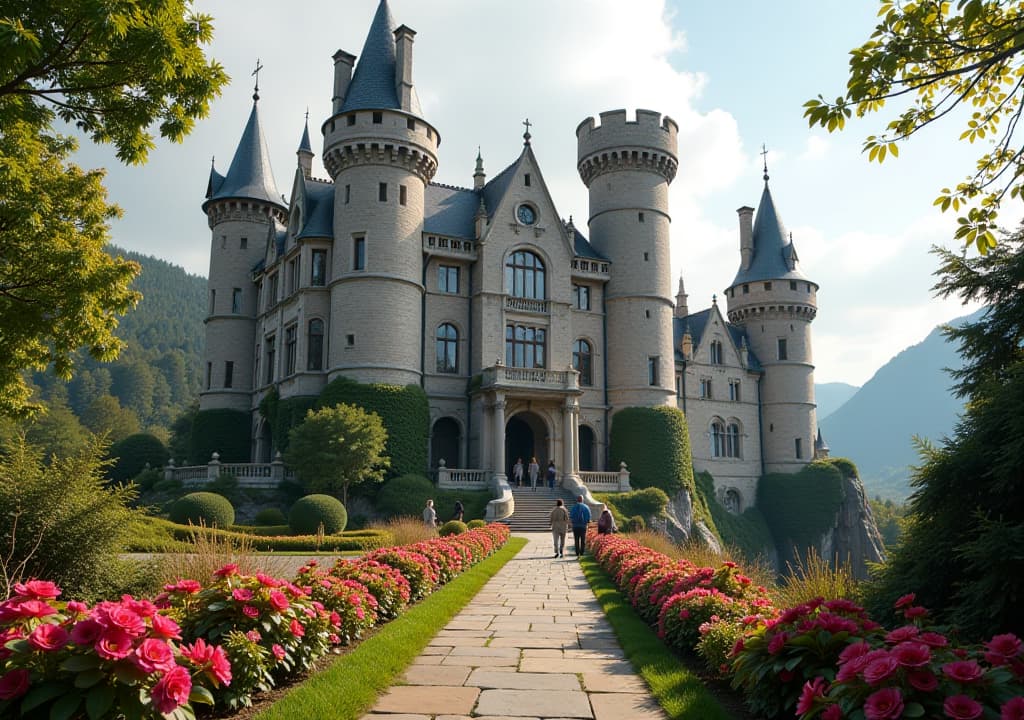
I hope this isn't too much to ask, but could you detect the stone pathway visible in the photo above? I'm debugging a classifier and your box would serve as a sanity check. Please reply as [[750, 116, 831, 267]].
[[360, 532, 666, 720]]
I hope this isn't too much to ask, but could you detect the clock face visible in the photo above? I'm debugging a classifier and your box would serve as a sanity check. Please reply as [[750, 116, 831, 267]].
[[517, 205, 536, 225]]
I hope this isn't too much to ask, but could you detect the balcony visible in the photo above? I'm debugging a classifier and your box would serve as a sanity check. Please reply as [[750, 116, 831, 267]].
[[479, 364, 581, 395], [504, 296, 549, 314], [423, 234, 476, 260]]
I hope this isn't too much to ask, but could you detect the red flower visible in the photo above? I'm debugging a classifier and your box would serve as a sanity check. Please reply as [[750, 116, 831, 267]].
[[903, 606, 929, 620], [0, 669, 30, 700], [268, 590, 289, 612], [70, 619, 104, 646], [151, 665, 192, 714], [863, 655, 900, 685], [213, 563, 239, 578], [134, 639, 177, 673], [12, 599, 57, 618], [165, 579, 201, 594], [290, 618, 305, 637], [986, 634, 1022, 665], [1001, 697, 1024, 720], [894, 593, 916, 609], [864, 687, 904, 720], [839, 641, 872, 665], [14, 580, 61, 600], [944, 695, 983, 720], [822, 705, 844, 720], [28, 623, 68, 652], [103, 605, 146, 637], [95, 629, 135, 660], [149, 614, 181, 640], [797, 676, 827, 715], [919, 632, 950, 648], [885, 625, 919, 644], [892, 641, 931, 667], [242, 605, 259, 618], [942, 660, 983, 684], [907, 669, 939, 692], [256, 573, 283, 588], [768, 632, 788, 655], [232, 588, 254, 602]]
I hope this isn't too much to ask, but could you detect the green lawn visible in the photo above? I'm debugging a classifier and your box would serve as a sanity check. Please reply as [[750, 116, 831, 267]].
[[254, 536, 527, 720]]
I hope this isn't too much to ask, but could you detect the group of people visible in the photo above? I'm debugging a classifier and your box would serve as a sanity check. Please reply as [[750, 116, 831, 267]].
[[548, 495, 615, 558], [422, 497, 463, 527], [511, 456, 558, 492]]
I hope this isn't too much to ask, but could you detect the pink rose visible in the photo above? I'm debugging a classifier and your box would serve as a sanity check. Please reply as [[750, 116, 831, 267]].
[[65, 600, 88, 617], [885, 625, 919, 644], [213, 563, 238, 578], [28, 623, 69, 652], [903, 606, 928, 620], [839, 641, 872, 665], [797, 676, 827, 715], [944, 695, 983, 720], [134, 639, 177, 673], [822, 705, 844, 720], [232, 588, 254, 602], [863, 655, 899, 685], [242, 605, 259, 618], [70, 619, 104, 646], [13, 600, 57, 618], [892, 641, 931, 667], [95, 629, 135, 660], [1001, 697, 1024, 720], [182, 637, 214, 664], [943, 660, 984, 684], [0, 669, 31, 700], [268, 591, 289, 612], [256, 573, 282, 588], [150, 665, 192, 714], [894, 593, 916, 609], [209, 646, 232, 685], [104, 606, 146, 637], [907, 668, 939, 692], [290, 618, 305, 637], [768, 632, 788, 655], [15, 580, 61, 599], [986, 634, 1022, 664], [919, 632, 950, 648], [271, 644, 286, 661], [165, 579, 201, 594], [245, 630, 261, 643], [864, 687, 904, 720], [149, 614, 181, 640]]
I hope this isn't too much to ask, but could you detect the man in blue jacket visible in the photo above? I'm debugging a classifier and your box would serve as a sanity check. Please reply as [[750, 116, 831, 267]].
[[569, 496, 591, 558]]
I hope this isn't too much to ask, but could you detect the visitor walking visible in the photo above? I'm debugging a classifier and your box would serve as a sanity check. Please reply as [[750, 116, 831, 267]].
[[528, 457, 540, 491], [549, 498, 569, 558], [569, 495, 591, 557], [513, 457, 524, 487], [597, 504, 617, 534], [546, 460, 557, 494], [423, 499, 437, 527], [452, 499, 464, 522]]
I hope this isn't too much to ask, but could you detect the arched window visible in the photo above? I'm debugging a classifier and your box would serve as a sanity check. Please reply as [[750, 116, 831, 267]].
[[504, 250, 546, 299], [727, 422, 741, 458], [710, 340, 723, 364], [431, 417, 461, 468], [307, 319, 324, 371], [578, 425, 595, 471], [436, 323, 458, 373], [711, 420, 726, 458], [572, 339, 593, 386]]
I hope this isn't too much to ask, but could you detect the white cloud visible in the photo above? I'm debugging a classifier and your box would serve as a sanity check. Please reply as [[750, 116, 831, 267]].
[[800, 135, 829, 161]]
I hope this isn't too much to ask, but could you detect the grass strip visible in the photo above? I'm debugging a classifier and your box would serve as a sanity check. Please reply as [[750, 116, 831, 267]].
[[255, 536, 527, 720], [580, 554, 735, 720]]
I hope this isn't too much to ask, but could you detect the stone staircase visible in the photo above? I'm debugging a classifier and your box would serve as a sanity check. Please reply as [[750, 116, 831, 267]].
[[501, 487, 577, 532]]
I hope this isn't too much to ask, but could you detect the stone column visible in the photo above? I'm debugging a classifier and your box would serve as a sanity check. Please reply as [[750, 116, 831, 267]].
[[562, 400, 577, 482], [493, 393, 507, 482], [481, 400, 491, 473]]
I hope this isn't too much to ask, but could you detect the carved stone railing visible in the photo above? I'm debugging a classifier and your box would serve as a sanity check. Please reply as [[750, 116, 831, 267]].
[[436, 460, 488, 489], [480, 364, 580, 393], [423, 234, 476, 258], [579, 462, 632, 492], [504, 296, 549, 314], [164, 453, 293, 489]]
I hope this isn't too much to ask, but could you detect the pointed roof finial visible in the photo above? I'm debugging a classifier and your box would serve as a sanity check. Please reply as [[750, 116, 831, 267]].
[[760, 143, 769, 183], [523, 118, 532, 146], [475, 146, 484, 172], [252, 58, 264, 102], [712, 293, 718, 305]]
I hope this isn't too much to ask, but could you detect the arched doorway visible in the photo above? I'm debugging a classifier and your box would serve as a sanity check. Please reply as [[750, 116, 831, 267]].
[[431, 417, 461, 468], [505, 411, 546, 478], [578, 425, 595, 471]]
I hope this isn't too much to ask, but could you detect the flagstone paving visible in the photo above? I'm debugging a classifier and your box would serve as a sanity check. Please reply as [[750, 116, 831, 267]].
[[360, 532, 666, 720]]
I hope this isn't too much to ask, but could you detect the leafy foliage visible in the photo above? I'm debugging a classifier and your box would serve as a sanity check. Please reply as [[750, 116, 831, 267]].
[[258, 390, 317, 455], [190, 409, 250, 464], [804, 0, 1024, 252], [375, 475, 435, 518], [757, 462, 845, 565], [609, 405, 693, 497], [869, 496, 907, 547], [438, 520, 468, 537], [289, 494, 348, 535], [695, 471, 776, 563], [169, 491, 235, 529], [107, 432, 169, 483]]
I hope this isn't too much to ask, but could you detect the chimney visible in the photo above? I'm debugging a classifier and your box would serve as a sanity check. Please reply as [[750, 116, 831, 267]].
[[332, 49, 356, 114], [394, 25, 416, 112], [737, 206, 754, 270]]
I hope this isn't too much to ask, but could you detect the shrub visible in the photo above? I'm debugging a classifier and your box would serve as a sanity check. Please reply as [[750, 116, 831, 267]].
[[152, 477, 183, 494], [376, 474, 435, 518], [289, 494, 348, 535], [254, 507, 287, 526], [205, 472, 240, 500], [169, 491, 236, 528], [467, 519, 486, 529], [133, 466, 163, 492], [622, 515, 646, 532], [609, 405, 692, 496], [757, 462, 845, 567], [108, 432, 169, 483], [609, 487, 670, 518], [327, 559, 411, 621], [189, 408, 250, 464], [438, 520, 468, 537]]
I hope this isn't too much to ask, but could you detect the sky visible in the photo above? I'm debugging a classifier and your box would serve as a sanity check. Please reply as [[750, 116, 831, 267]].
[[70, 0, 988, 387]]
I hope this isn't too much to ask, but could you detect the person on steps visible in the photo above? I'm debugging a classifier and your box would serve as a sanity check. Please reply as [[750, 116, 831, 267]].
[[513, 457, 524, 487], [528, 456, 540, 491], [569, 495, 591, 557], [549, 498, 569, 558], [546, 460, 557, 495]]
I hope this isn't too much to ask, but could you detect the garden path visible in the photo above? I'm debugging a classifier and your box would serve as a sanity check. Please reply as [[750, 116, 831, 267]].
[[359, 532, 666, 720]]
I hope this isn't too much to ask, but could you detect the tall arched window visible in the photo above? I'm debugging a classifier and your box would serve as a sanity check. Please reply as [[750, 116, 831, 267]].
[[307, 319, 324, 371], [572, 339, 593, 386], [710, 340, 723, 364], [504, 250, 546, 299], [436, 323, 458, 373], [726, 422, 741, 458], [711, 420, 726, 458]]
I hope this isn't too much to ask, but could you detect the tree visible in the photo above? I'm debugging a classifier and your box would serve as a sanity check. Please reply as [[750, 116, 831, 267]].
[[285, 404, 390, 504], [0, 1, 228, 418], [866, 233, 1024, 636], [804, 0, 1024, 252], [81, 394, 139, 442]]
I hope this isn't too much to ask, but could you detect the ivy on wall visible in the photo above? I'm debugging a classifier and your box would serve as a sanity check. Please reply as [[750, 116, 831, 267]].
[[609, 405, 693, 498], [694, 471, 775, 562], [757, 460, 846, 562], [190, 409, 251, 463]]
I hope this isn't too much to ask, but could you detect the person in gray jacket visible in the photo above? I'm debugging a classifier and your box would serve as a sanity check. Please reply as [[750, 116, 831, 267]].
[[549, 499, 570, 558]]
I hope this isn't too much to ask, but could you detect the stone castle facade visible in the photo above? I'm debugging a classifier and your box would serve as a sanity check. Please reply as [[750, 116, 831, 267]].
[[199, 0, 822, 513]]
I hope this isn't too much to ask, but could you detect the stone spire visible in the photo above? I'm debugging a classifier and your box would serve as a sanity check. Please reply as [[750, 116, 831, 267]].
[[473, 147, 486, 190], [203, 96, 283, 211], [340, 0, 422, 116], [297, 110, 313, 179], [674, 274, 689, 318]]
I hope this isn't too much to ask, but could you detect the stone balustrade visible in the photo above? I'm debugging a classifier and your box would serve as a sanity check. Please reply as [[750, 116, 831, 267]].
[[479, 364, 580, 393], [504, 296, 549, 314]]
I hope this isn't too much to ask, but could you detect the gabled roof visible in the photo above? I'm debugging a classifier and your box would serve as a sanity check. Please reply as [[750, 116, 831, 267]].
[[340, 0, 423, 117], [673, 309, 762, 371], [204, 101, 283, 211], [425, 183, 478, 239], [480, 158, 518, 222], [295, 178, 334, 240], [730, 181, 807, 286], [571, 226, 606, 260]]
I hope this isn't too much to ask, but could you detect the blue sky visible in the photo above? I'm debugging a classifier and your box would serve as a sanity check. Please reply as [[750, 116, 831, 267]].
[[72, 0, 985, 386]]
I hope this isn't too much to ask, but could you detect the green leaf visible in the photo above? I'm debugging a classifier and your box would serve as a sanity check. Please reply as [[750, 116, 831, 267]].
[[903, 701, 925, 717], [188, 685, 215, 706], [61, 654, 101, 672], [86, 685, 116, 720], [73, 669, 105, 689], [20, 683, 67, 713], [49, 693, 81, 720]]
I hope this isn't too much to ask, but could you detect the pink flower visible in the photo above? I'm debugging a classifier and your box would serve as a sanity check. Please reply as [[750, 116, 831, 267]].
[[944, 695, 984, 720], [15, 580, 61, 599], [986, 634, 1022, 665], [94, 629, 135, 660], [213, 563, 239, 578], [134, 639, 177, 673], [65, 600, 88, 617], [268, 591, 289, 612], [271, 644, 286, 661], [245, 630, 261, 643], [290, 618, 305, 637], [28, 623, 68, 652], [892, 641, 931, 667], [181, 637, 214, 664], [943, 660, 983, 684], [885, 625, 919, 644], [797, 676, 827, 715], [103, 606, 146, 637], [256, 573, 283, 588], [0, 669, 31, 700], [839, 641, 872, 665], [232, 588, 254, 602], [149, 614, 181, 640], [165, 579, 201, 594], [242, 605, 259, 618], [907, 669, 939, 692], [822, 705, 844, 720], [1001, 697, 1024, 720], [209, 645, 232, 685], [894, 593, 916, 609], [768, 632, 788, 655], [864, 687, 904, 720], [13, 599, 58, 618], [150, 665, 192, 714], [919, 632, 950, 648], [864, 655, 900, 685], [903, 606, 929, 620], [70, 619, 104, 646]]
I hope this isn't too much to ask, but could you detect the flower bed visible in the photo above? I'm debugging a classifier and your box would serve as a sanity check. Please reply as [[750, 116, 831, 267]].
[[0, 523, 510, 718]]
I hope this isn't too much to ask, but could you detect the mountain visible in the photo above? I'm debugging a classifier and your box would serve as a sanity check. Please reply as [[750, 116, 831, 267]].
[[819, 309, 983, 501], [815, 382, 860, 421]]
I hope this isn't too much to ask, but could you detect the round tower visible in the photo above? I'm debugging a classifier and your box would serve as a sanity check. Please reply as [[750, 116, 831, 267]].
[[725, 175, 818, 474], [576, 109, 678, 410], [200, 95, 286, 415], [321, 1, 438, 385]]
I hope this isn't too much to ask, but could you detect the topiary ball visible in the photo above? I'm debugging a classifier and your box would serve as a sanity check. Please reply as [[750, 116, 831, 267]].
[[289, 494, 347, 535], [169, 491, 235, 528], [466, 519, 486, 529], [254, 507, 287, 526], [438, 520, 468, 537]]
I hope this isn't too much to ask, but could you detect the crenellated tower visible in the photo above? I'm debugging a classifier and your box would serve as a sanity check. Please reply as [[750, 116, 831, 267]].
[[576, 109, 678, 410], [200, 92, 286, 414], [724, 172, 818, 474], [320, 0, 438, 386]]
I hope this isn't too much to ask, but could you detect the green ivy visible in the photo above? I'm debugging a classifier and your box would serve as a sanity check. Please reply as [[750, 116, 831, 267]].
[[757, 461, 845, 564], [190, 409, 250, 463], [694, 471, 775, 562], [317, 377, 428, 478], [259, 388, 318, 455], [609, 406, 693, 497]]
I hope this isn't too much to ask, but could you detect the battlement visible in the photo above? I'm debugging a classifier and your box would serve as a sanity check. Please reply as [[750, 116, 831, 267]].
[[576, 109, 678, 186], [321, 107, 439, 182]]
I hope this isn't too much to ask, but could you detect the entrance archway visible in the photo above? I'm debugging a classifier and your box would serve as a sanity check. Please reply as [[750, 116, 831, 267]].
[[578, 425, 595, 471], [431, 417, 461, 468], [505, 412, 546, 478]]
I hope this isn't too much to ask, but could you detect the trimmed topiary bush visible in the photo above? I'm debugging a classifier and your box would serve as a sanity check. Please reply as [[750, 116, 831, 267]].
[[169, 491, 235, 528], [108, 433, 169, 483], [609, 406, 692, 497], [254, 507, 287, 526], [289, 494, 348, 535], [376, 474, 435, 518], [438, 520, 468, 536], [190, 408, 251, 463], [466, 519, 486, 529]]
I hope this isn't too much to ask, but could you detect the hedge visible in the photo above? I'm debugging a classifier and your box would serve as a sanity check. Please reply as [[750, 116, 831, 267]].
[[190, 408, 251, 463], [108, 433, 169, 483], [694, 471, 775, 562], [756, 460, 845, 565], [126, 517, 393, 552], [609, 406, 692, 497], [258, 389, 318, 455], [595, 487, 670, 524], [317, 376, 429, 478]]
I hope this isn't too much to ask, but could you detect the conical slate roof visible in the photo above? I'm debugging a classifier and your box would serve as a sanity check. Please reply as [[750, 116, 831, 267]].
[[205, 101, 283, 209], [298, 118, 313, 154], [730, 181, 807, 286], [340, 0, 422, 116]]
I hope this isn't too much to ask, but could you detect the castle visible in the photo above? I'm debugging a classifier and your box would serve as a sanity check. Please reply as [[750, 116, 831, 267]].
[[199, 0, 822, 513]]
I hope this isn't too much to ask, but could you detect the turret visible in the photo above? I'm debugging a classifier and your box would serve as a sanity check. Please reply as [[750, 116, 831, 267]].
[[724, 172, 818, 474], [674, 274, 688, 318], [201, 90, 286, 419], [473, 148, 486, 191], [320, 0, 439, 386], [297, 114, 314, 179], [576, 109, 678, 410]]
